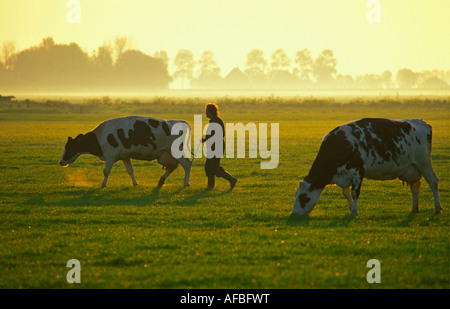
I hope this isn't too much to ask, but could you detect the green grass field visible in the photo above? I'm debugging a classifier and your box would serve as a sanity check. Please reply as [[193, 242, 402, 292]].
[[0, 97, 448, 288]]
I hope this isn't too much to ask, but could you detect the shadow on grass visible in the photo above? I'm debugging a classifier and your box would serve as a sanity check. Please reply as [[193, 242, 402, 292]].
[[176, 187, 230, 206], [24, 186, 161, 207], [397, 213, 416, 227], [327, 214, 356, 228], [286, 213, 357, 228], [286, 214, 310, 227], [23, 183, 236, 208]]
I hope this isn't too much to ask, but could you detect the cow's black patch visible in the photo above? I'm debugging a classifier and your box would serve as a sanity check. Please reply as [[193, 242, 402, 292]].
[[162, 121, 171, 136], [299, 194, 311, 208], [148, 119, 160, 128], [84, 132, 104, 157], [426, 131, 432, 152], [305, 129, 361, 190], [63, 132, 103, 160], [117, 120, 157, 150], [355, 118, 411, 165], [107, 134, 119, 148]]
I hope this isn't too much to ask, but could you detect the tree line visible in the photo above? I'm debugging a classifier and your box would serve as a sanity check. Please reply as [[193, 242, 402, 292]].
[[1, 37, 449, 92], [0, 37, 171, 93]]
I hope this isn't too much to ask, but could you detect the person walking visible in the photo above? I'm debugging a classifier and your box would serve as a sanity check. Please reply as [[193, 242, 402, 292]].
[[201, 103, 237, 190]]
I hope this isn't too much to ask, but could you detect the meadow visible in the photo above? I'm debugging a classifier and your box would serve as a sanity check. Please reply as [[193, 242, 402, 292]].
[[0, 96, 448, 288]]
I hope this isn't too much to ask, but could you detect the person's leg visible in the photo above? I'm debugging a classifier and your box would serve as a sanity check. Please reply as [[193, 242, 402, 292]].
[[221, 171, 237, 190], [205, 158, 216, 189], [214, 158, 237, 190]]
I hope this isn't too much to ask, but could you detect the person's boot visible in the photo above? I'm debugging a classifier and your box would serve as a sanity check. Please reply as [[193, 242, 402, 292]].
[[222, 172, 237, 191], [207, 175, 215, 190]]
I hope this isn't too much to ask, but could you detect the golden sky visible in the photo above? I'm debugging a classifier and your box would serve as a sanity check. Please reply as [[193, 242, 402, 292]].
[[1, 0, 449, 76]]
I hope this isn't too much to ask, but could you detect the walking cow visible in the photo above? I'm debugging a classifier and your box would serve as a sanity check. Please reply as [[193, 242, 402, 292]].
[[292, 118, 442, 216], [59, 116, 191, 188]]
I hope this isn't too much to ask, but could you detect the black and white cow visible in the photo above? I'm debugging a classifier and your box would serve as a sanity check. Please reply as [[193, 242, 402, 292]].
[[292, 118, 442, 216], [59, 116, 191, 188]]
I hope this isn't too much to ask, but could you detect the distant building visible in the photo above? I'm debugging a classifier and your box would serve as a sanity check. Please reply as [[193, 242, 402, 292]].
[[222, 67, 251, 89]]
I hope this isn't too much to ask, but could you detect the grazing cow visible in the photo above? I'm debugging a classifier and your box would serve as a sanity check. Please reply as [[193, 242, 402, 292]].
[[292, 118, 442, 216], [59, 116, 191, 188]]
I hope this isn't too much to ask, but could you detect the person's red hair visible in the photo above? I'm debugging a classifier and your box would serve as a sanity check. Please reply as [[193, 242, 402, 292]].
[[205, 103, 219, 116]]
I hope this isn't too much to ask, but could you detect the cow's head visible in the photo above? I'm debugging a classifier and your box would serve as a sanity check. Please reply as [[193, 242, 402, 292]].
[[59, 135, 86, 167], [292, 181, 323, 215]]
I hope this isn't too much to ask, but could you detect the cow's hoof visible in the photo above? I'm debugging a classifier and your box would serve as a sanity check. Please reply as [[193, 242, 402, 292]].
[[435, 208, 442, 214], [184, 183, 190, 188], [348, 211, 358, 217]]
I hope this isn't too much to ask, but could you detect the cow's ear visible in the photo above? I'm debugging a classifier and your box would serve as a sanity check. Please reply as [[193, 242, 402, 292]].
[[68, 136, 73, 141]]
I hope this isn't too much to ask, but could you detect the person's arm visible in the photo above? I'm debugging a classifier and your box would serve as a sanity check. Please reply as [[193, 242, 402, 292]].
[[202, 118, 217, 143]]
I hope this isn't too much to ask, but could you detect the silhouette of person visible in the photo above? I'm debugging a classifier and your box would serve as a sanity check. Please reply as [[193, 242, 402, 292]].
[[201, 103, 237, 190]]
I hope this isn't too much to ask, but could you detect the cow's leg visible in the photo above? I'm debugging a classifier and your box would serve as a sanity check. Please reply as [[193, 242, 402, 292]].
[[418, 164, 442, 214], [347, 163, 364, 216], [123, 158, 138, 187], [101, 160, 114, 188], [409, 180, 421, 213], [177, 157, 191, 187], [158, 166, 176, 187], [341, 187, 353, 212], [349, 176, 363, 216]]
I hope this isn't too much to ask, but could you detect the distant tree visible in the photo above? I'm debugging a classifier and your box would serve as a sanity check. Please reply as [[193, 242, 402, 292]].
[[0, 37, 173, 92], [419, 76, 449, 89], [153, 50, 169, 67], [0, 61, 7, 86], [113, 36, 137, 60], [115, 50, 171, 90], [269, 48, 291, 72], [40, 37, 55, 48], [268, 48, 295, 89], [380, 70, 394, 88], [1, 41, 17, 70], [396, 68, 417, 88], [313, 49, 338, 87], [294, 49, 313, 82], [11, 38, 91, 91], [192, 50, 222, 89], [356, 73, 383, 89], [245, 49, 267, 76], [445, 70, 450, 84], [90, 44, 114, 89], [244, 49, 268, 87], [335, 74, 354, 89], [173, 49, 195, 89], [92, 44, 113, 69]]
